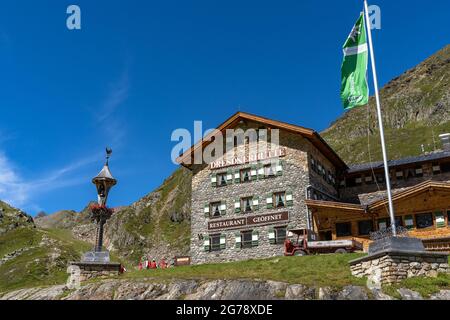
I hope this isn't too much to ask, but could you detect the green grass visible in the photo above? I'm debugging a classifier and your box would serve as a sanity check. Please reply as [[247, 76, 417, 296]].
[[383, 273, 450, 299], [0, 226, 128, 293], [0, 227, 40, 258], [0, 227, 78, 292], [122, 254, 367, 288], [324, 121, 450, 164]]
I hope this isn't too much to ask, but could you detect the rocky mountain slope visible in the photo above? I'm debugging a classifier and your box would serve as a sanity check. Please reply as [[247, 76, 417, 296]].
[[35, 167, 192, 264], [322, 44, 450, 164], [1, 278, 449, 300]]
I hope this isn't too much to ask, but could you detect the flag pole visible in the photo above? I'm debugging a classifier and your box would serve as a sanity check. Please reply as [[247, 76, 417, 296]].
[[363, 0, 397, 236]]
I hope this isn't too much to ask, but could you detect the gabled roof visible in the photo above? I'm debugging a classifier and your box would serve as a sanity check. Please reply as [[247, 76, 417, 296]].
[[369, 180, 450, 210], [176, 111, 347, 169]]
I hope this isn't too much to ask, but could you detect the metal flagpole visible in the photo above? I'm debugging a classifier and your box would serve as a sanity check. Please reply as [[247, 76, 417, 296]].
[[363, 0, 397, 236]]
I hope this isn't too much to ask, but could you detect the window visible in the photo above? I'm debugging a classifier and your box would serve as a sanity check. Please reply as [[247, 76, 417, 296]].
[[378, 217, 403, 230], [358, 220, 373, 236], [310, 158, 317, 172], [364, 175, 374, 184], [376, 174, 385, 183], [264, 164, 275, 177], [274, 192, 286, 208], [240, 168, 251, 182], [414, 166, 423, 178], [217, 173, 227, 186], [275, 227, 287, 244], [241, 230, 253, 248], [432, 163, 441, 175], [435, 212, 445, 228], [404, 215, 414, 229], [396, 170, 404, 180], [242, 197, 253, 213], [336, 222, 352, 237], [355, 176, 362, 186], [415, 212, 433, 229], [210, 202, 221, 218], [210, 234, 221, 251]]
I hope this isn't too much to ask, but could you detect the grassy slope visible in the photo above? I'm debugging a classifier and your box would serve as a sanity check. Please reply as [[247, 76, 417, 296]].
[[0, 226, 96, 293], [322, 45, 450, 164], [123, 254, 367, 288]]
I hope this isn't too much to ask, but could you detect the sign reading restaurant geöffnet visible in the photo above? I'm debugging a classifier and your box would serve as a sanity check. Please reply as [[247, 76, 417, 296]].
[[208, 212, 289, 231], [210, 147, 286, 170]]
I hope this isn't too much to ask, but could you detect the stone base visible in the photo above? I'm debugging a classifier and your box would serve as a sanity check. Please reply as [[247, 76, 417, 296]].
[[67, 261, 122, 289], [349, 250, 449, 285]]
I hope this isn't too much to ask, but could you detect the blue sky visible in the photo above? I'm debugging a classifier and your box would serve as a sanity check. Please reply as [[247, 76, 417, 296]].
[[0, 0, 448, 215]]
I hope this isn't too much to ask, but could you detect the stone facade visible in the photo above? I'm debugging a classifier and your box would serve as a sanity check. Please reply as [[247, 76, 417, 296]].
[[350, 251, 449, 285], [190, 122, 338, 264]]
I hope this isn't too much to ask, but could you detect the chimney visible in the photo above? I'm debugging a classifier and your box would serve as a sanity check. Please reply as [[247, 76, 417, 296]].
[[439, 133, 450, 151]]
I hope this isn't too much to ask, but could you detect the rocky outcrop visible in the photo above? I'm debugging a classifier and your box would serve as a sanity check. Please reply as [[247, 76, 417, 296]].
[[0, 201, 34, 236], [1, 279, 449, 300]]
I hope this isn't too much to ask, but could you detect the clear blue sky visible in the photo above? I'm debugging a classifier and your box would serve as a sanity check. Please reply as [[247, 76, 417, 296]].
[[0, 0, 448, 215]]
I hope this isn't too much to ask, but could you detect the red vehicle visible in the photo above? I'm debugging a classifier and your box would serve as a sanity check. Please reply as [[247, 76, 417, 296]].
[[284, 229, 363, 256]]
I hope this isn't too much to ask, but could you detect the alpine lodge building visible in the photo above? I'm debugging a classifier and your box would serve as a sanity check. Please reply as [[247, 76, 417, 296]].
[[177, 112, 450, 264]]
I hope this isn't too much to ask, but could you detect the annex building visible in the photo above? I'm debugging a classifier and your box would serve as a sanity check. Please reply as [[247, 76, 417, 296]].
[[177, 112, 450, 264]]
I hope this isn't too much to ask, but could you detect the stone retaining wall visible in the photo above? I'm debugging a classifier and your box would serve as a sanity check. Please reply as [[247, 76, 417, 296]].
[[67, 262, 121, 288], [350, 251, 449, 285]]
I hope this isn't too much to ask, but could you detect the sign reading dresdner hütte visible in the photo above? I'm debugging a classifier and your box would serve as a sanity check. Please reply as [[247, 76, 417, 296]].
[[210, 147, 286, 170], [208, 212, 289, 231]]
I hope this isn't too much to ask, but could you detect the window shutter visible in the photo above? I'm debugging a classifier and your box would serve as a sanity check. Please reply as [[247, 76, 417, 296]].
[[268, 227, 276, 244], [435, 211, 445, 228], [235, 232, 242, 249], [404, 215, 414, 229], [211, 174, 217, 187], [266, 193, 273, 209], [251, 165, 258, 181], [234, 199, 241, 213], [252, 230, 259, 247], [203, 235, 210, 252], [220, 234, 226, 249], [252, 196, 259, 211], [204, 204, 210, 217], [258, 163, 265, 179], [276, 160, 283, 176], [286, 191, 293, 207], [220, 202, 227, 215], [227, 169, 233, 184], [234, 170, 240, 183]]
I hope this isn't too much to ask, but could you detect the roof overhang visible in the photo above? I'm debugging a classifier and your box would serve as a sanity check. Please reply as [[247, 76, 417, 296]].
[[305, 199, 366, 213]]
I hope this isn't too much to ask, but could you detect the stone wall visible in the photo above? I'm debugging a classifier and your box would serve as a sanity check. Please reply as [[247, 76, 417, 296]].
[[67, 262, 121, 288], [190, 123, 339, 264], [350, 251, 449, 285]]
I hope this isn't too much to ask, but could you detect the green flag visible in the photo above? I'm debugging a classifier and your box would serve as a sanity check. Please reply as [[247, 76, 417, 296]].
[[340, 13, 369, 109]]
